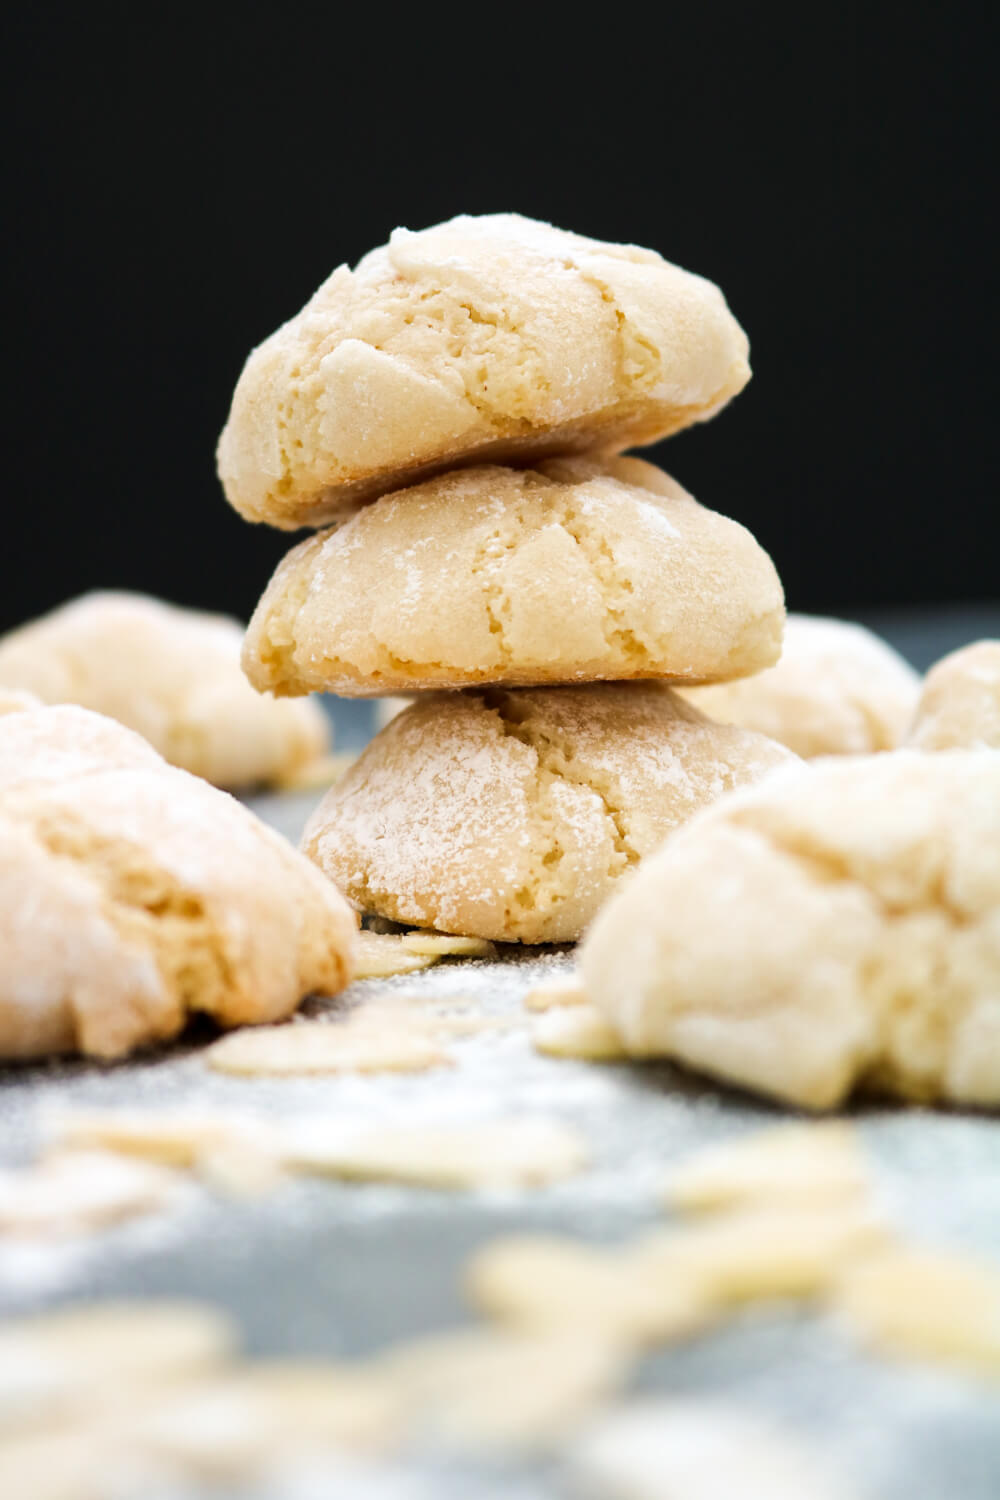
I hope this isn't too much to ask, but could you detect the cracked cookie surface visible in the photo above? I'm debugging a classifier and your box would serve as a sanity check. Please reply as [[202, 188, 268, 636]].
[[243, 456, 784, 697], [0, 706, 355, 1061], [582, 750, 1000, 1109], [217, 213, 750, 528], [302, 683, 793, 943], [0, 592, 330, 789]]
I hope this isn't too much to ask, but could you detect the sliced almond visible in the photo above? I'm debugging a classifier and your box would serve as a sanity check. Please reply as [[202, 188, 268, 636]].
[[523, 975, 589, 1012], [0, 1299, 237, 1436], [0, 1151, 178, 1239], [353, 930, 440, 979], [376, 1325, 629, 1451], [663, 1122, 872, 1215], [48, 1109, 268, 1168], [571, 1399, 856, 1500], [285, 1117, 586, 1189], [533, 1004, 627, 1061], [834, 1247, 1000, 1375], [466, 1233, 711, 1346], [635, 1205, 892, 1306], [205, 1020, 450, 1076], [399, 932, 498, 959]]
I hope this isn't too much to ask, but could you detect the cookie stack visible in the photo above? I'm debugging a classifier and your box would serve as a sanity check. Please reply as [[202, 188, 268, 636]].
[[219, 213, 791, 942]]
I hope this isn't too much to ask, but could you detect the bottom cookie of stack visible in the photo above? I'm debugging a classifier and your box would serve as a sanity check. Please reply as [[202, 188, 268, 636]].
[[302, 683, 793, 943]]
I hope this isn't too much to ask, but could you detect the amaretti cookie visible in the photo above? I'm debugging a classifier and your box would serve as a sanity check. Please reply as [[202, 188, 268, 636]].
[[0, 703, 164, 791], [581, 751, 1000, 1109], [0, 591, 330, 789], [243, 457, 784, 697], [679, 615, 920, 757], [302, 684, 793, 944], [0, 706, 355, 1062], [907, 640, 1000, 750], [218, 213, 751, 528]]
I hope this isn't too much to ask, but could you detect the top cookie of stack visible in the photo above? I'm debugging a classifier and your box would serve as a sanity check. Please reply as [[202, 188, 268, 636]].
[[218, 212, 751, 529]]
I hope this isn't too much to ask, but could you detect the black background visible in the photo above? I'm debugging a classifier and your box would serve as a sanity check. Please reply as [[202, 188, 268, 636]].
[[4, 6, 995, 635]]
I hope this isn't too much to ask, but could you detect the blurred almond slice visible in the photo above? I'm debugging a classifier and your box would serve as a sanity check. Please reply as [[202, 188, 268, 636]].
[[533, 1004, 628, 1060], [131, 1360, 401, 1478], [834, 1247, 1000, 1376], [47, 1108, 272, 1167], [353, 930, 440, 978], [634, 1204, 893, 1305], [376, 1325, 630, 1452], [399, 932, 497, 958], [466, 1233, 712, 1346], [205, 1020, 450, 1076], [0, 1300, 237, 1436], [342, 993, 512, 1035], [570, 1398, 858, 1500], [663, 1122, 873, 1215], [0, 1423, 153, 1500], [194, 1139, 287, 1199], [285, 1116, 586, 1189], [0, 1150, 179, 1238], [523, 975, 588, 1012]]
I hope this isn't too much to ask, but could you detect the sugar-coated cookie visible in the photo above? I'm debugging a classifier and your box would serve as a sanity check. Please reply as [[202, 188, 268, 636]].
[[243, 457, 784, 697], [680, 615, 919, 757], [0, 592, 330, 788], [302, 684, 793, 944], [907, 640, 1000, 750], [0, 707, 355, 1061], [0, 701, 162, 791], [218, 213, 751, 528], [581, 751, 1000, 1109]]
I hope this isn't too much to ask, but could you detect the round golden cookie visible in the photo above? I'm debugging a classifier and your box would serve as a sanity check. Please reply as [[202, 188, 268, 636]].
[[0, 591, 330, 789], [217, 213, 751, 528], [302, 684, 794, 944], [679, 615, 920, 757], [243, 457, 784, 698], [0, 706, 356, 1062], [581, 750, 1000, 1110], [907, 640, 1000, 750]]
